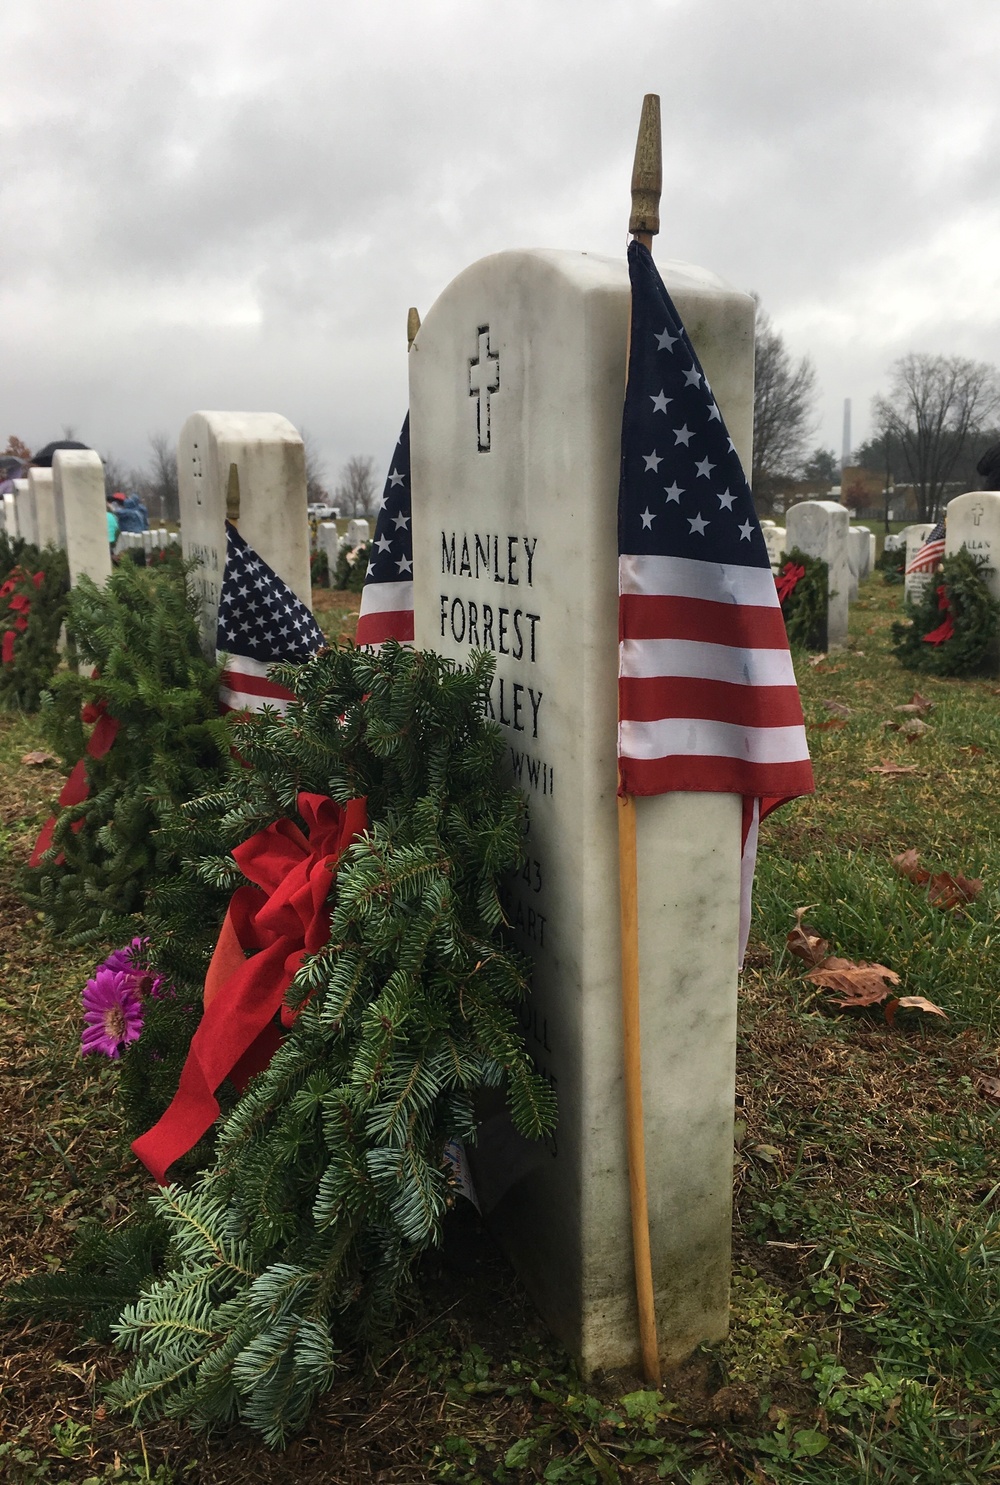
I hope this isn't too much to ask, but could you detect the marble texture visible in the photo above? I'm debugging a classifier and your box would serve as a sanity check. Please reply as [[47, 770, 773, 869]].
[[52, 450, 111, 588], [178, 412, 310, 650], [29, 468, 59, 549], [347, 518, 370, 548], [785, 500, 850, 648], [12, 479, 37, 547], [763, 525, 786, 572], [410, 248, 750, 1374], [3, 492, 16, 538]]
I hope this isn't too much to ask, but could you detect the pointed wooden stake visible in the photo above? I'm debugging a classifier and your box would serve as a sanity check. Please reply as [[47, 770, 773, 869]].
[[225, 462, 241, 526], [619, 92, 663, 1388], [407, 307, 421, 348]]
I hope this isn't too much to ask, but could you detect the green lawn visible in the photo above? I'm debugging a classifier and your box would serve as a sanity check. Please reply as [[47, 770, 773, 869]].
[[2, 573, 999, 1483]]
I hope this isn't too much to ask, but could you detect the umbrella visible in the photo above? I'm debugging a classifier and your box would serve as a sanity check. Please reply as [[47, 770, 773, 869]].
[[31, 439, 91, 467]]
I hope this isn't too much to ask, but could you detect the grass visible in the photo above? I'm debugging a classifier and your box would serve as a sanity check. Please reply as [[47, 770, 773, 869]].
[[1, 573, 1000, 1481]]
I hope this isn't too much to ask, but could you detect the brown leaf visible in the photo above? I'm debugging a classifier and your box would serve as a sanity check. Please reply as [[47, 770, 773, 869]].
[[807, 719, 846, 732], [821, 699, 853, 718], [806, 960, 901, 1008], [926, 871, 983, 910], [894, 692, 934, 717], [21, 749, 59, 767], [963, 745, 986, 757], [808, 653, 828, 668], [893, 848, 930, 885], [883, 995, 949, 1027], [787, 906, 830, 968], [975, 1074, 1000, 1102], [902, 718, 932, 740], [869, 761, 922, 776]]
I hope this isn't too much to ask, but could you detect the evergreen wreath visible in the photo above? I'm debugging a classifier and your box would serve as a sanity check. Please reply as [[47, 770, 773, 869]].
[[104, 642, 557, 1445], [0, 538, 69, 712], [777, 546, 829, 651], [334, 539, 371, 592], [19, 560, 231, 941], [891, 547, 1000, 677]]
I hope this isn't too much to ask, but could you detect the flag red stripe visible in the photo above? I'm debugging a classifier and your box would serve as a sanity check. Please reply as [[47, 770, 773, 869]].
[[620, 754, 815, 798], [355, 609, 415, 645], [219, 669, 296, 701], [619, 675, 807, 727], [620, 592, 789, 648]]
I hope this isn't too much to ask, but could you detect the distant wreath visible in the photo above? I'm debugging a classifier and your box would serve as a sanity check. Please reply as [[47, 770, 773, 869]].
[[776, 546, 828, 651], [891, 548, 1000, 676]]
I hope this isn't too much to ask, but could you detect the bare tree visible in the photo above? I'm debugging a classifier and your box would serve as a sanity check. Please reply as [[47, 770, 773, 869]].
[[103, 452, 141, 500], [335, 455, 379, 517], [751, 297, 818, 508], [144, 432, 179, 523], [300, 429, 331, 506], [873, 354, 1000, 520]]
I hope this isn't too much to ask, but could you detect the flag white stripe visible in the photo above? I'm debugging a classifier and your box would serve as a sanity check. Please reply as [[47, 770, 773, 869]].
[[215, 653, 275, 677], [620, 552, 780, 609], [219, 686, 291, 715], [357, 579, 413, 615], [620, 636, 798, 687], [620, 716, 811, 764]]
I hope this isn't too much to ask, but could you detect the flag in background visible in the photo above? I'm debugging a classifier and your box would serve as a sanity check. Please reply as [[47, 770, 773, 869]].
[[355, 415, 414, 647], [904, 520, 946, 576], [617, 240, 814, 956], [216, 521, 325, 714]]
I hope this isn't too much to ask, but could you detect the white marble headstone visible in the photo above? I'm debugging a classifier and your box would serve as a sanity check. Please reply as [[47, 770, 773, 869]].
[[945, 493, 1000, 667], [3, 491, 17, 539], [317, 522, 340, 577], [347, 517, 370, 548], [52, 450, 112, 587], [29, 468, 59, 549], [410, 248, 752, 1373], [785, 500, 850, 648], [12, 479, 38, 547], [178, 412, 311, 651], [851, 526, 872, 581], [763, 525, 786, 572]]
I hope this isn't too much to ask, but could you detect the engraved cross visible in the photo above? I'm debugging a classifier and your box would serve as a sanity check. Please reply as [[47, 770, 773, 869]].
[[469, 325, 500, 452], [972, 502, 984, 526]]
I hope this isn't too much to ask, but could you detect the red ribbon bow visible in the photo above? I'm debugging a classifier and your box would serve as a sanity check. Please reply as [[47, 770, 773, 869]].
[[775, 561, 806, 604], [922, 584, 955, 646], [132, 791, 368, 1185], [1, 568, 44, 666], [29, 696, 120, 867]]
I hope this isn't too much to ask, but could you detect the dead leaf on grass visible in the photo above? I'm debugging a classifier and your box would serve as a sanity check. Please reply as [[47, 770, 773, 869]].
[[787, 906, 830, 967], [884, 996, 949, 1027], [893, 848, 930, 885], [806, 961, 900, 1007], [903, 718, 933, 740], [21, 749, 59, 767], [975, 1074, 1000, 1102], [808, 719, 846, 732], [926, 871, 983, 910], [869, 761, 921, 776], [894, 691, 934, 717], [821, 699, 853, 718], [808, 653, 828, 668]]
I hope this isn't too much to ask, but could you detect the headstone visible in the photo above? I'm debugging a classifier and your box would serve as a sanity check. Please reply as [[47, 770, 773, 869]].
[[178, 412, 310, 649], [52, 449, 112, 587], [347, 517, 370, 548], [141, 530, 154, 555], [29, 468, 60, 549], [410, 248, 752, 1373], [3, 492, 16, 538], [12, 479, 37, 547], [852, 526, 872, 580], [903, 522, 936, 605], [868, 531, 876, 571], [846, 526, 872, 599], [317, 522, 341, 577], [762, 525, 786, 572], [785, 500, 850, 648], [167, 531, 181, 546], [945, 492, 1000, 599]]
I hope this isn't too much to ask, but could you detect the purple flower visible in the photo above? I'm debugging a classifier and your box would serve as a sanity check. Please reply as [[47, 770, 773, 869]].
[[100, 936, 150, 976], [81, 966, 145, 1060]]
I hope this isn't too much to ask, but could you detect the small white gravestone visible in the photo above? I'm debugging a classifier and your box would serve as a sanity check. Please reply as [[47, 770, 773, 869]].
[[868, 531, 876, 571], [52, 450, 112, 588], [410, 249, 753, 1373], [141, 530, 154, 555], [347, 517, 370, 548], [945, 492, 1000, 668], [13, 479, 38, 547], [852, 526, 872, 581], [317, 522, 341, 577], [903, 522, 936, 606], [178, 412, 310, 650], [763, 525, 786, 572], [29, 467, 60, 549], [785, 500, 850, 648], [3, 491, 16, 538]]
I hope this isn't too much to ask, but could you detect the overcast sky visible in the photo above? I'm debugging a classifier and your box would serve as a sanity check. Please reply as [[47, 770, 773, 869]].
[[3, 0, 999, 490]]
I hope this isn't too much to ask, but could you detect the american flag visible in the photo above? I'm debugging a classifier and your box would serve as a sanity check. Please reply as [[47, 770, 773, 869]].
[[355, 415, 414, 647], [904, 520, 945, 576], [216, 521, 325, 713], [618, 241, 813, 954]]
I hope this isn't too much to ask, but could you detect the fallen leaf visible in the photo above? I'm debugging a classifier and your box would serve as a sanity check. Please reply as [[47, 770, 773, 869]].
[[807, 719, 846, 732], [893, 848, 930, 885], [787, 907, 830, 967], [21, 749, 59, 767], [807, 961, 900, 1007], [808, 653, 828, 668], [960, 745, 986, 758], [869, 761, 921, 776], [902, 718, 932, 739], [894, 692, 934, 717], [753, 1144, 783, 1163], [821, 700, 853, 718], [975, 1074, 1000, 1101], [884, 995, 949, 1027], [926, 871, 983, 910]]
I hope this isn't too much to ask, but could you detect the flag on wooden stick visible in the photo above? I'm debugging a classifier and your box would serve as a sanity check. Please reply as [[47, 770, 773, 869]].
[[355, 415, 414, 648], [617, 241, 814, 955]]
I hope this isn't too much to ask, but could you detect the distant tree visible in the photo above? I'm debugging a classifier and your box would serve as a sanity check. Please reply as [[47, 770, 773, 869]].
[[144, 433, 179, 524], [4, 436, 32, 462], [300, 430, 331, 507], [802, 447, 838, 482], [872, 353, 1000, 521], [335, 455, 379, 518], [751, 297, 818, 507], [103, 453, 142, 501]]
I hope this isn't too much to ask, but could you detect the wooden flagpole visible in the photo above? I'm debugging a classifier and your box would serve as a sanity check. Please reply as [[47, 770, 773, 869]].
[[619, 91, 662, 1388]]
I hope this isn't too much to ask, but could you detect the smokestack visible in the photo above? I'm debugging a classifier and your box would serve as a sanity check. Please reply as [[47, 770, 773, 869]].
[[841, 398, 852, 472]]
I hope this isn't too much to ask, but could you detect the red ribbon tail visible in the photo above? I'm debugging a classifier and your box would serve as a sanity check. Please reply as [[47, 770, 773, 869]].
[[29, 816, 57, 868]]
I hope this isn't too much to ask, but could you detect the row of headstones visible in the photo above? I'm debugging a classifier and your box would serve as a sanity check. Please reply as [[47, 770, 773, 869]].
[[2, 452, 113, 588], [314, 517, 371, 575], [780, 497, 1000, 649], [117, 528, 179, 555]]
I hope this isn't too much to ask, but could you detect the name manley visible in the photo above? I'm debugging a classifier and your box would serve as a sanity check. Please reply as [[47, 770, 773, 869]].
[[439, 529, 545, 742]]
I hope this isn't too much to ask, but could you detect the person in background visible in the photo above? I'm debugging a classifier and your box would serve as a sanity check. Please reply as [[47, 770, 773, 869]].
[[106, 499, 120, 555], [117, 490, 149, 533]]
